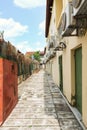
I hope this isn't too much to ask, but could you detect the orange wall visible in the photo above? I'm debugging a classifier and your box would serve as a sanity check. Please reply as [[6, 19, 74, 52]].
[[0, 58, 18, 125]]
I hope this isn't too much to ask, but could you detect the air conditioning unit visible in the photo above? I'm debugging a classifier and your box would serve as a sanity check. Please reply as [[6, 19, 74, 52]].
[[48, 36, 55, 50], [61, 2, 76, 37], [72, 0, 87, 17], [54, 40, 61, 51], [47, 51, 51, 59], [50, 50, 56, 58], [54, 35, 62, 51]]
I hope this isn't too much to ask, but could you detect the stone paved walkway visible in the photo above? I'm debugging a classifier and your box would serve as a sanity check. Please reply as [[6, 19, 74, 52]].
[[0, 70, 85, 130]]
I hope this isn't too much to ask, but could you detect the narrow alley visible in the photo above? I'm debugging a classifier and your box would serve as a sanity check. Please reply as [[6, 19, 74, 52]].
[[0, 70, 85, 130]]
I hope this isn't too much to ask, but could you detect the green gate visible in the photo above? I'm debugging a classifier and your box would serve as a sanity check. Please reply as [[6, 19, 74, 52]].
[[59, 55, 63, 92], [75, 47, 82, 114]]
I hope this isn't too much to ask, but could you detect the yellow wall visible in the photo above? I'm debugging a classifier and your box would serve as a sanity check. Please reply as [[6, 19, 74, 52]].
[[62, 46, 71, 102], [46, 0, 87, 127], [49, 1, 56, 36], [62, 34, 87, 127], [52, 55, 59, 85], [63, 0, 72, 8], [46, 61, 51, 74], [63, 0, 68, 9], [55, 0, 63, 28]]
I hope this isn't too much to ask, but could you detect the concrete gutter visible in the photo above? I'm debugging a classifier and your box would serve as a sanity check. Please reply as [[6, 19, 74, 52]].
[[58, 86, 87, 130]]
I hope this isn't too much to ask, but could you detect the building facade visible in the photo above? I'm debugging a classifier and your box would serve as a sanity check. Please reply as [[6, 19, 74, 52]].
[[45, 0, 87, 127]]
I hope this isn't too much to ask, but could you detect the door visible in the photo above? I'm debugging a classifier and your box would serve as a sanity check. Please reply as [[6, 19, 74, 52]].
[[59, 55, 63, 92], [75, 47, 82, 114]]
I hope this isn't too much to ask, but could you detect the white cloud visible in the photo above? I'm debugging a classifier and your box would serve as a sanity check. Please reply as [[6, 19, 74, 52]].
[[38, 20, 45, 36], [15, 41, 33, 54], [0, 18, 28, 40], [35, 47, 44, 51], [14, 0, 46, 9], [34, 41, 44, 51], [39, 20, 45, 32], [15, 41, 44, 54], [36, 41, 41, 46], [35, 42, 44, 51]]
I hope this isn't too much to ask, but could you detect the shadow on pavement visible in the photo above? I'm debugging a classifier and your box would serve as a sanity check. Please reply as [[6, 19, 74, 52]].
[[43, 71, 84, 130]]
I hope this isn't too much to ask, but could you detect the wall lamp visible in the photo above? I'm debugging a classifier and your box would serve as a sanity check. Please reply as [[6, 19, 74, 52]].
[[59, 42, 66, 50], [54, 42, 66, 51]]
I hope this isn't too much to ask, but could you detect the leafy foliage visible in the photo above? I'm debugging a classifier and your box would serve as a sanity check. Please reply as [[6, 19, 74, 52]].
[[33, 51, 40, 62]]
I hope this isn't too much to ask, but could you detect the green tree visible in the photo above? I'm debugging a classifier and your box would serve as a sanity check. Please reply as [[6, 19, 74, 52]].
[[33, 51, 40, 62]]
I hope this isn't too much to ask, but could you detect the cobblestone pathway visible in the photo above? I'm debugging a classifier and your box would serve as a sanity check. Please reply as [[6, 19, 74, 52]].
[[0, 70, 86, 130]]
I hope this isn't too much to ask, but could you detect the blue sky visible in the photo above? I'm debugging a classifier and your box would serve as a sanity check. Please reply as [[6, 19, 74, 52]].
[[0, 0, 46, 54]]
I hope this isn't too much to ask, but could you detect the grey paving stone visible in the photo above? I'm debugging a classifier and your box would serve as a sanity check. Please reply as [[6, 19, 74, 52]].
[[32, 118, 59, 126], [2, 119, 32, 127], [52, 93, 62, 98], [0, 70, 85, 130], [61, 126, 83, 130], [31, 127, 60, 130], [59, 118, 80, 127], [55, 104, 71, 112], [57, 111, 75, 119], [0, 127, 20, 130]]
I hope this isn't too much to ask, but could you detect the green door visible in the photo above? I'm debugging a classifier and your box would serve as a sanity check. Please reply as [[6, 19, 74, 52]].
[[75, 47, 82, 114], [59, 56, 63, 92]]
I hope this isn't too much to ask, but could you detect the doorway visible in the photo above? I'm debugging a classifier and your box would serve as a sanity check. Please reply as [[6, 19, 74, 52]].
[[75, 47, 82, 114], [59, 55, 63, 92]]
